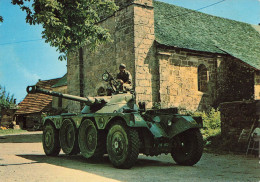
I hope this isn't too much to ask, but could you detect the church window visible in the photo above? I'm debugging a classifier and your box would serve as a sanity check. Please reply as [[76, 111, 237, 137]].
[[198, 64, 208, 92]]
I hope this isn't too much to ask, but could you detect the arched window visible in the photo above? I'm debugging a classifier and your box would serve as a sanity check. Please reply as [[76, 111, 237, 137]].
[[198, 64, 208, 92]]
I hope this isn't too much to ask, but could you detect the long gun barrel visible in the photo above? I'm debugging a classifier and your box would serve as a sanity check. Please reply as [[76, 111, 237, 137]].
[[27, 85, 104, 106]]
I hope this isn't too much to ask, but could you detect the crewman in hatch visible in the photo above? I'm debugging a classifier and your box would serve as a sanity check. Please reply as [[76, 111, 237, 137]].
[[116, 63, 132, 91]]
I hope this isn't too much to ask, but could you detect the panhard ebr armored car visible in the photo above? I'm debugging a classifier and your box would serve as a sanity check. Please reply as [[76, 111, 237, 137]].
[[26, 71, 203, 169]]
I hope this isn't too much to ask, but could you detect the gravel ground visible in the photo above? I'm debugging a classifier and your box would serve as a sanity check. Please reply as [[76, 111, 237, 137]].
[[0, 132, 259, 182]]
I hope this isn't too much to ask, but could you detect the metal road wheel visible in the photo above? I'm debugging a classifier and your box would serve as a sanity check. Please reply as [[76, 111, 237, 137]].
[[78, 119, 106, 159], [171, 129, 203, 166], [106, 122, 140, 169], [42, 122, 61, 156], [59, 119, 79, 155]]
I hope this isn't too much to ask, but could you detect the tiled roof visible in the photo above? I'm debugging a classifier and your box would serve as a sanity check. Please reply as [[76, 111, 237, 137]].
[[52, 73, 67, 88], [154, 0, 260, 70], [15, 78, 60, 115]]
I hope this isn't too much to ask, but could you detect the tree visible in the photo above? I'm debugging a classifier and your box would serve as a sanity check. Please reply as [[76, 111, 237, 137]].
[[0, 16, 3, 22], [0, 85, 16, 111], [12, 0, 118, 60]]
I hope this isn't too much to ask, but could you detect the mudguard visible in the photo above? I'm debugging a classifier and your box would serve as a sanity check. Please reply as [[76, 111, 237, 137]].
[[168, 115, 202, 138], [136, 114, 203, 138], [42, 113, 79, 129], [42, 116, 63, 128]]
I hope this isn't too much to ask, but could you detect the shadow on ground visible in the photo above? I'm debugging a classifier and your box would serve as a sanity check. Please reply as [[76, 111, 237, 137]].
[[18, 154, 175, 168], [17, 154, 177, 181]]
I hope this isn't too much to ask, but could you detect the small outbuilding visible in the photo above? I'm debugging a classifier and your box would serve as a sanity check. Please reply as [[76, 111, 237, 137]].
[[15, 78, 62, 130]]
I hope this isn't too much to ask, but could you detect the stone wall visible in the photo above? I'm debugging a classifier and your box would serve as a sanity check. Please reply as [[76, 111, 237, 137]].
[[82, 4, 135, 95], [219, 101, 258, 151], [67, 0, 155, 112], [134, 1, 157, 108], [52, 85, 68, 112], [116, 0, 153, 7], [254, 71, 260, 100], [0, 109, 16, 128], [157, 48, 217, 111], [216, 57, 254, 105], [24, 113, 42, 130], [155, 48, 256, 112], [67, 51, 82, 113]]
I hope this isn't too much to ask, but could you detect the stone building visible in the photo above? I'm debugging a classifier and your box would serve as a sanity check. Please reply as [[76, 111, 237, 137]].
[[51, 74, 68, 112], [67, 0, 260, 114], [15, 77, 64, 130], [0, 105, 18, 128]]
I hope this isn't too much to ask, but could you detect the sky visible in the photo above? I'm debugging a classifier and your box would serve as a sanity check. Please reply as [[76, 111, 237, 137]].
[[0, 0, 259, 103]]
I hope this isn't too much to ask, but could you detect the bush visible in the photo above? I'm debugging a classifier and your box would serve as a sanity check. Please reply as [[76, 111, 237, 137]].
[[0, 85, 16, 111], [191, 108, 221, 143]]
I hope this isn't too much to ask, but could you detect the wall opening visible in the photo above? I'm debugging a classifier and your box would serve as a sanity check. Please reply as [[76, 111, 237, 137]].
[[198, 64, 208, 92]]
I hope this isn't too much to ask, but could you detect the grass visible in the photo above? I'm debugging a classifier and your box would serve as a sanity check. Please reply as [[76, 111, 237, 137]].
[[0, 128, 27, 136]]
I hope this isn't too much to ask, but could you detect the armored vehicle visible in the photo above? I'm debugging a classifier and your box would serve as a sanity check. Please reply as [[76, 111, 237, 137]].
[[26, 71, 203, 169]]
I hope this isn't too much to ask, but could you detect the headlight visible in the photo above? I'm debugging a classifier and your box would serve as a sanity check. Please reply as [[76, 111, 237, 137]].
[[168, 120, 172, 126], [102, 73, 109, 81]]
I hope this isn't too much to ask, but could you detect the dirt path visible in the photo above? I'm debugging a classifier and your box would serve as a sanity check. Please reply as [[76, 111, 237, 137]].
[[0, 132, 259, 182]]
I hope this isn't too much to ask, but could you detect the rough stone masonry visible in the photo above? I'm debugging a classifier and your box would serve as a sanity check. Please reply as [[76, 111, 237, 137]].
[[67, 0, 257, 114]]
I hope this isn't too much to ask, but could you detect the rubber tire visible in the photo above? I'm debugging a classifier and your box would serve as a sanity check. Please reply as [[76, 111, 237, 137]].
[[171, 129, 203, 166], [107, 122, 140, 169], [78, 119, 106, 159], [42, 123, 61, 156], [59, 119, 79, 155]]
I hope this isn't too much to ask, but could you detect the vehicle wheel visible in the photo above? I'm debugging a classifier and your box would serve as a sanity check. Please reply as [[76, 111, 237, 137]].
[[59, 119, 79, 155], [78, 119, 106, 159], [42, 122, 61, 156], [171, 129, 203, 166], [107, 122, 140, 169]]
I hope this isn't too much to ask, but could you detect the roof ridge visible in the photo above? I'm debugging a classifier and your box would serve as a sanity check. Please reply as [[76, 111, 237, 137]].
[[38, 77, 61, 82], [154, 0, 252, 25]]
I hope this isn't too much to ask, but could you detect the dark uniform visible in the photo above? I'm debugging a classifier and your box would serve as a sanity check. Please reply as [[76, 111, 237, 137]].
[[116, 70, 132, 84]]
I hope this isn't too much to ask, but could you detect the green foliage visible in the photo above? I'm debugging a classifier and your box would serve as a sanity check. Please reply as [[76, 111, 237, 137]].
[[192, 108, 221, 142], [0, 16, 3, 22], [0, 128, 24, 135], [152, 102, 161, 109], [0, 85, 16, 111], [12, 0, 118, 60]]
